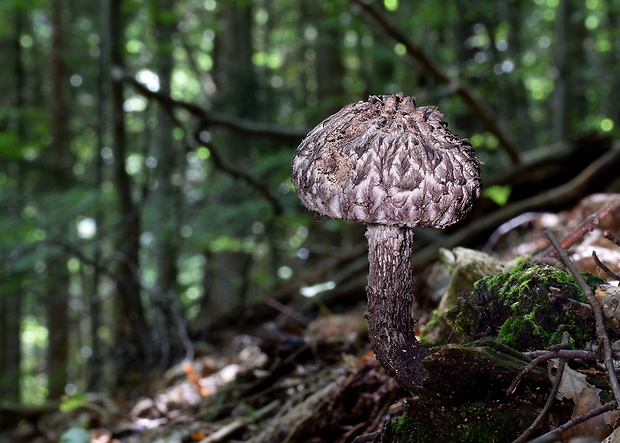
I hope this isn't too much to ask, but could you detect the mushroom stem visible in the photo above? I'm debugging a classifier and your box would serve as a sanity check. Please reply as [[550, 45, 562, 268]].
[[365, 224, 429, 391]]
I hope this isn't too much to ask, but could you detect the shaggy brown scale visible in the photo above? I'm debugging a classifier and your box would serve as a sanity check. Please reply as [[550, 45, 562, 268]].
[[292, 93, 481, 229], [292, 92, 481, 392]]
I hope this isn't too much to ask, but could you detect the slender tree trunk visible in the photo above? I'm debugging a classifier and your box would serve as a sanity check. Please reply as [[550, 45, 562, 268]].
[[498, 0, 536, 149], [550, 0, 570, 142], [203, 1, 258, 319], [88, 0, 110, 390], [104, 0, 150, 373], [0, 5, 25, 403], [0, 277, 22, 402], [152, 0, 181, 366], [47, 0, 70, 400], [313, 4, 346, 116], [607, 2, 620, 124]]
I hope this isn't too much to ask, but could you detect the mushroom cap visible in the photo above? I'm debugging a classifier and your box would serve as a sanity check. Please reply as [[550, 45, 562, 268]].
[[292, 93, 482, 229]]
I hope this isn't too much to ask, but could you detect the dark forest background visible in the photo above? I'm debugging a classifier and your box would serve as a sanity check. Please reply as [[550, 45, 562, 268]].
[[0, 0, 618, 408]]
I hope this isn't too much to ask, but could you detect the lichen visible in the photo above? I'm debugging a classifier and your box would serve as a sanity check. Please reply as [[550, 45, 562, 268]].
[[445, 262, 608, 351]]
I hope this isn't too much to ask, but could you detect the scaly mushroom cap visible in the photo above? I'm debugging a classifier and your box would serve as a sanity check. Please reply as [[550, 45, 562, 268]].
[[292, 92, 482, 229]]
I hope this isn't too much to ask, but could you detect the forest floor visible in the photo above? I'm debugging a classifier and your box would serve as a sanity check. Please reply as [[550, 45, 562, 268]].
[[5, 193, 620, 443]]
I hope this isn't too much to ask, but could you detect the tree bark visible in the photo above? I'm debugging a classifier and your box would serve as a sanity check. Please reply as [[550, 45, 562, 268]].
[[551, 0, 570, 142], [365, 224, 429, 392], [104, 0, 150, 369], [47, 0, 70, 400], [0, 5, 25, 403], [313, 3, 346, 116], [203, 0, 258, 317], [152, 0, 181, 367]]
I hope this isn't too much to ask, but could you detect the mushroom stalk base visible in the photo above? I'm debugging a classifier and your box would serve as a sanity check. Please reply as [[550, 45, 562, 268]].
[[365, 224, 429, 392]]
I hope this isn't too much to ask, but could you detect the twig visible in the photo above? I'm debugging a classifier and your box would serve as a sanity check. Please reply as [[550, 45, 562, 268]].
[[123, 72, 307, 142], [549, 287, 593, 318], [511, 332, 570, 443], [529, 401, 617, 442], [593, 250, 620, 281], [197, 400, 280, 443], [198, 139, 283, 215], [265, 297, 311, 326], [605, 230, 620, 247], [507, 349, 598, 395], [484, 212, 547, 252], [539, 204, 613, 259], [544, 229, 620, 402]]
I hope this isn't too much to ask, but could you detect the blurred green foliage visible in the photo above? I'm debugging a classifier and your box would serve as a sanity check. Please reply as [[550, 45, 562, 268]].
[[0, 0, 618, 402]]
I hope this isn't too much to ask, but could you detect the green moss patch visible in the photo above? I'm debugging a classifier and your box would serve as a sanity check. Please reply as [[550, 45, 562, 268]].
[[445, 262, 607, 351]]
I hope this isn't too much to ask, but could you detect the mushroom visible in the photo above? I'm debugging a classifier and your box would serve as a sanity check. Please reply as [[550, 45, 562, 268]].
[[291, 92, 482, 392]]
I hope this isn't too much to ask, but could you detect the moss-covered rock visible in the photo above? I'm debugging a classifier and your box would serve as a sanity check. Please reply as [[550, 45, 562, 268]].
[[445, 262, 607, 351], [420, 247, 525, 347]]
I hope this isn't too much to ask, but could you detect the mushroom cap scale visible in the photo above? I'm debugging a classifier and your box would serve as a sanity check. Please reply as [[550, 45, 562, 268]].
[[292, 93, 482, 229]]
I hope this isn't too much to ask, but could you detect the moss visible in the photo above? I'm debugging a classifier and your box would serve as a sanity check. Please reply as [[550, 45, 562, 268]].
[[445, 262, 608, 351], [375, 400, 537, 442]]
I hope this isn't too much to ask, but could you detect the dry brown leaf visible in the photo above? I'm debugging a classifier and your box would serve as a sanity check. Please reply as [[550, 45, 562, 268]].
[[549, 360, 617, 440]]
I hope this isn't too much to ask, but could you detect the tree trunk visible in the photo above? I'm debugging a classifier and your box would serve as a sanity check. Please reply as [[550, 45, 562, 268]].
[[89, 0, 109, 390], [365, 225, 429, 392], [152, 0, 181, 366], [204, 1, 258, 317], [499, 0, 536, 149], [46, 0, 70, 400], [550, 0, 570, 142], [0, 276, 22, 402], [0, 5, 25, 403], [104, 0, 150, 371], [313, 4, 346, 116]]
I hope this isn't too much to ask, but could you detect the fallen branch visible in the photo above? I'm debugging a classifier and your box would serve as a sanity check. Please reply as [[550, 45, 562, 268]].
[[530, 401, 617, 443], [549, 287, 593, 318], [511, 332, 571, 443], [539, 204, 614, 259], [593, 250, 620, 281], [506, 349, 598, 396], [544, 229, 620, 402], [605, 230, 620, 248], [197, 400, 280, 443]]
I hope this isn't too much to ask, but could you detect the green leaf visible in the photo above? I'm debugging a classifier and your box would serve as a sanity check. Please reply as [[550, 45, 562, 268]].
[[482, 185, 511, 206], [59, 393, 86, 412]]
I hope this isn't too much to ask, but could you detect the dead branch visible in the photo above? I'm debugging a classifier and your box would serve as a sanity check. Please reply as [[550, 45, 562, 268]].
[[593, 250, 620, 281], [197, 400, 280, 443], [512, 332, 570, 443], [198, 139, 283, 215], [271, 146, 620, 321], [544, 229, 620, 401], [349, 0, 520, 164], [539, 204, 613, 258], [531, 401, 617, 442], [506, 349, 598, 395], [605, 230, 620, 248], [549, 287, 593, 318], [123, 73, 307, 142], [116, 72, 285, 216]]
